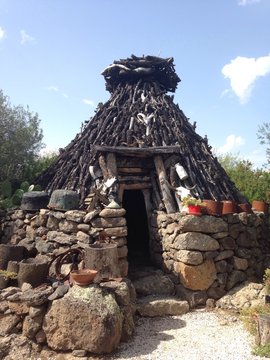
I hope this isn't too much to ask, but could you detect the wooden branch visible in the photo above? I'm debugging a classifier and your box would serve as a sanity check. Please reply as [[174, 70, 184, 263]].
[[154, 155, 177, 213]]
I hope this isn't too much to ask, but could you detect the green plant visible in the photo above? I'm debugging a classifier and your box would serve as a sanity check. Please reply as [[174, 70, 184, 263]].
[[182, 196, 205, 207], [0, 270, 18, 280], [0, 180, 41, 209], [252, 344, 270, 358], [241, 304, 270, 336]]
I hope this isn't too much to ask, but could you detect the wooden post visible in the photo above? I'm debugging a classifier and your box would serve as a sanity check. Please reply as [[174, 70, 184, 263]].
[[106, 153, 118, 178], [84, 244, 121, 282], [150, 173, 163, 210], [154, 155, 177, 213], [98, 154, 109, 180], [256, 314, 270, 346]]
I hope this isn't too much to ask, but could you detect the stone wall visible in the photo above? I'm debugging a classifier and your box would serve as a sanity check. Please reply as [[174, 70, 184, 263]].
[[150, 211, 269, 305], [0, 207, 128, 277], [1, 207, 269, 306], [0, 279, 136, 357]]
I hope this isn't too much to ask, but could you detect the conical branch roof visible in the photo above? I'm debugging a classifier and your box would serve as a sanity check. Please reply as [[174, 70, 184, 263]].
[[36, 55, 246, 205]]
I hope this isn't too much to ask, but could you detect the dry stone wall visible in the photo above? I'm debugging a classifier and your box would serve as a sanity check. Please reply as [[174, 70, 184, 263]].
[[150, 211, 269, 304], [0, 208, 128, 277]]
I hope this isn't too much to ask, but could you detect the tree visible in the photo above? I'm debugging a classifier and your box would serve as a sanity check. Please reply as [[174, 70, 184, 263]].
[[219, 153, 270, 202], [0, 90, 44, 182], [257, 122, 270, 165]]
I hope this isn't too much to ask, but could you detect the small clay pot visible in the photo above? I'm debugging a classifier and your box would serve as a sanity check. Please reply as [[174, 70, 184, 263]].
[[252, 200, 269, 214], [70, 269, 98, 286], [222, 200, 238, 215], [238, 203, 253, 214], [203, 200, 223, 216]]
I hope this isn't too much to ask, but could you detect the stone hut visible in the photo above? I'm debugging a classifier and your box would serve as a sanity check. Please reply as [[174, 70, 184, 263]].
[[35, 55, 254, 269]]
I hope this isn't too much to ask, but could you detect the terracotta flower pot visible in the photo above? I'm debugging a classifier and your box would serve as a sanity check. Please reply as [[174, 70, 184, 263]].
[[188, 205, 202, 216], [252, 200, 269, 214], [238, 203, 253, 214], [222, 200, 238, 215], [70, 269, 98, 286], [203, 200, 223, 216]]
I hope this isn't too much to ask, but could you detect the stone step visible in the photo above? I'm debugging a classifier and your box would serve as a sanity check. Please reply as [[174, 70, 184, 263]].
[[130, 267, 175, 296], [136, 295, 189, 317]]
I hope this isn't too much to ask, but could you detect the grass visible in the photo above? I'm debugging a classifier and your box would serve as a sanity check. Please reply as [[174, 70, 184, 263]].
[[252, 344, 270, 358], [240, 304, 270, 357]]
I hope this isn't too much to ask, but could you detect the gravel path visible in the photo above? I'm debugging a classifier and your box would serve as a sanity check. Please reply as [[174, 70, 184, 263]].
[[109, 310, 267, 360]]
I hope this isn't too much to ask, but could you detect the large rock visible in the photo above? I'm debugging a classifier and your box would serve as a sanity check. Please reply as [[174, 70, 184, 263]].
[[136, 296, 189, 317], [47, 231, 76, 245], [176, 250, 203, 265], [58, 220, 78, 233], [232, 256, 249, 271], [132, 274, 174, 296], [177, 259, 216, 291], [104, 227, 127, 237], [216, 282, 265, 310], [64, 210, 86, 223], [175, 284, 208, 307], [214, 250, 234, 261], [99, 208, 126, 218], [91, 217, 126, 228], [43, 285, 123, 354], [173, 232, 220, 252], [179, 216, 228, 233], [0, 313, 21, 336], [226, 270, 247, 291]]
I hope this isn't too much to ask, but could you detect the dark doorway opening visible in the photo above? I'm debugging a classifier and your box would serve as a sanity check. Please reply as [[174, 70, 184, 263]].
[[122, 189, 150, 266]]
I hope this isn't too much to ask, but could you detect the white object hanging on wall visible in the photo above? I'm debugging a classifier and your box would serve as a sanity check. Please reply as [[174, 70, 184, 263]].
[[175, 163, 188, 180]]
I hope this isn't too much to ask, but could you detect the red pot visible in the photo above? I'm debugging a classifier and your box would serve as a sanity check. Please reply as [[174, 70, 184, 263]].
[[188, 205, 202, 216]]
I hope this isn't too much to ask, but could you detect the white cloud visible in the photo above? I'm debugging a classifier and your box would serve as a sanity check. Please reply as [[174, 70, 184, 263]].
[[238, 0, 260, 5], [218, 134, 246, 154], [222, 54, 270, 103], [20, 30, 35, 44], [83, 99, 95, 107], [47, 86, 59, 92], [0, 26, 5, 40], [47, 86, 68, 98]]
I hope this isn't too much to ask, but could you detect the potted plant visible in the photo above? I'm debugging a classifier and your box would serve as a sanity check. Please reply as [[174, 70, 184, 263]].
[[181, 197, 205, 216]]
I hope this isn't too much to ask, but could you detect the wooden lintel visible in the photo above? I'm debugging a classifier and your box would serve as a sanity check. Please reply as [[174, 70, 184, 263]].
[[120, 183, 151, 190], [93, 145, 182, 157], [119, 176, 150, 183], [118, 167, 147, 174]]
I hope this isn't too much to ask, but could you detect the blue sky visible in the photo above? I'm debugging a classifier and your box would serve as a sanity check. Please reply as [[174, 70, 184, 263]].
[[0, 0, 270, 168]]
